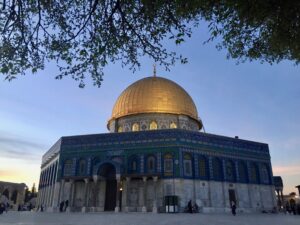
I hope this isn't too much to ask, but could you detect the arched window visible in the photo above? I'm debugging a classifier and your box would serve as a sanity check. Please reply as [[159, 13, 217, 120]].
[[150, 121, 158, 130], [183, 153, 193, 177], [164, 153, 173, 175], [132, 123, 139, 131], [199, 156, 207, 178], [170, 122, 177, 129], [225, 160, 235, 182], [132, 161, 137, 171], [249, 163, 259, 183], [238, 161, 248, 182], [129, 156, 139, 173], [261, 164, 270, 184], [212, 158, 223, 180], [63, 159, 73, 176], [118, 126, 123, 132], [78, 159, 86, 176], [2, 189, 9, 199], [147, 155, 156, 173], [11, 190, 18, 204]]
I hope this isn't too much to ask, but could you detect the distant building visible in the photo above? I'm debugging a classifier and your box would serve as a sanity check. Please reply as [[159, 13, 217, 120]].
[[273, 176, 284, 208], [0, 181, 26, 209], [37, 75, 276, 213], [296, 185, 300, 196]]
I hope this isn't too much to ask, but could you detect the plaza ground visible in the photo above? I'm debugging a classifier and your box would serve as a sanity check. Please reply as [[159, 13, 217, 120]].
[[0, 212, 299, 225]]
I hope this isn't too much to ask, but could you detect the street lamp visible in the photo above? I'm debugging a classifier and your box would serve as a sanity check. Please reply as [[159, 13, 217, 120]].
[[119, 183, 123, 211]]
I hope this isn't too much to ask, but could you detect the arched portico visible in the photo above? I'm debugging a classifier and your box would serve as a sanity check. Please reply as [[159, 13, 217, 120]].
[[98, 163, 117, 211], [91, 161, 121, 212]]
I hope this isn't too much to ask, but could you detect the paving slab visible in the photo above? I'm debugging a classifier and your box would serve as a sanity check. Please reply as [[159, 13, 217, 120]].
[[0, 211, 299, 225]]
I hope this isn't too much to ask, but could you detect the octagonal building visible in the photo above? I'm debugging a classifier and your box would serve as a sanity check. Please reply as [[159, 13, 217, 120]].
[[37, 76, 276, 213]]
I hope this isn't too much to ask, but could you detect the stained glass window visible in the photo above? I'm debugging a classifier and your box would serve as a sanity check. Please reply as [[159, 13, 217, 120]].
[[261, 164, 269, 184], [225, 160, 235, 181], [212, 158, 222, 180], [150, 121, 158, 130], [183, 153, 192, 176], [170, 122, 177, 129], [147, 155, 155, 173], [199, 156, 207, 177], [238, 161, 247, 182], [164, 153, 173, 175], [132, 123, 139, 131], [118, 126, 123, 132], [63, 160, 73, 176], [78, 159, 86, 176], [250, 163, 259, 183]]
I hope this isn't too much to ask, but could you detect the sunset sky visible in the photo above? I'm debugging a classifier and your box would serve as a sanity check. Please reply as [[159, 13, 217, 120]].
[[0, 25, 299, 194]]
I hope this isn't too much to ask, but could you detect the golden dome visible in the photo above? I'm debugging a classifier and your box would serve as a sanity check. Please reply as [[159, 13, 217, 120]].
[[109, 76, 200, 124]]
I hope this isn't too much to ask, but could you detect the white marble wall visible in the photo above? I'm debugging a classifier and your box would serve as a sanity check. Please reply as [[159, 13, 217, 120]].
[[44, 178, 276, 213]]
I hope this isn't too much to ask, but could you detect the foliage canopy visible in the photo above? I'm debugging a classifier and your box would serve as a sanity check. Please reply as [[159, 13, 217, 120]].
[[1, 0, 299, 87]]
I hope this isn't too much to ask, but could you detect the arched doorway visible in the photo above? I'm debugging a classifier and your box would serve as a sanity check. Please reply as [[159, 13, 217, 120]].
[[98, 163, 117, 211], [2, 189, 9, 200], [11, 190, 18, 204]]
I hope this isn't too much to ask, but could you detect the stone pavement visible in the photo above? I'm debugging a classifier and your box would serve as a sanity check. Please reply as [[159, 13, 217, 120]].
[[0, 211, 299, 225]]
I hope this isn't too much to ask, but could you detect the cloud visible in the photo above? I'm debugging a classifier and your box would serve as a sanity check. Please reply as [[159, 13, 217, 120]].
[[273, 165, 300, 176], [0, 135, 45, 161], [0, 136, 45, 149]]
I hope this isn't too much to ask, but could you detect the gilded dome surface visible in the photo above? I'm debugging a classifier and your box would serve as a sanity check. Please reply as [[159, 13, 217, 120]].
[[110, 76, 199, 121]]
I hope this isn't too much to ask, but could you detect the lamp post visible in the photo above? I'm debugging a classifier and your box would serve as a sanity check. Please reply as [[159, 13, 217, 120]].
[[119, 185, 123, 211]]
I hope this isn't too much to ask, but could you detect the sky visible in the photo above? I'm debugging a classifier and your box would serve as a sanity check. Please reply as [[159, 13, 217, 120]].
[[0, 24, 299, 195]]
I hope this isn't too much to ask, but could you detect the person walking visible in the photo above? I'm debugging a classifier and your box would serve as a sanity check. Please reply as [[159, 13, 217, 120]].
[[64, 200, 69, 212], [0, 203, 4, 214], [59, 201, 64, 212], [188, 200, 193, 213], [231, 201, 236, 216]]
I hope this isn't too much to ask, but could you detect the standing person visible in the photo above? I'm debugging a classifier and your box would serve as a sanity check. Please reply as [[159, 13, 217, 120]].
[[59, 201, 64, 212], [286, 202, 291, 214], [187, 200, 193, 213], [0, 203, 4, 214], [64, 200, 69, 212], [231, 201, 236, 216]]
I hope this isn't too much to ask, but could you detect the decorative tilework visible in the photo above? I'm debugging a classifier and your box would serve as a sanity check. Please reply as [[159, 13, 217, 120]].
[[140, 155, 144, 173], [157, 152, 161, 172]]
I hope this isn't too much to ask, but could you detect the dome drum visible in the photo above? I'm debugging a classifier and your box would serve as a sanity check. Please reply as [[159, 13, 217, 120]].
[[108, 113, 201, 132]]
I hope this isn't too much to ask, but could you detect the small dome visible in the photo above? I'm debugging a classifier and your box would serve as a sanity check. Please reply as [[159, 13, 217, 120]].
[[108, 77, 201, 128]]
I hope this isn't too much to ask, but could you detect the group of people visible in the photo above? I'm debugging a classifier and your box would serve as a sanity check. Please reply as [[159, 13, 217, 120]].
[[59, 200, 69, 212], [186, 200, 237, 215], [284, 200, 300, 215], [0, 202, 9, 214], [186, 200, 199, 213]]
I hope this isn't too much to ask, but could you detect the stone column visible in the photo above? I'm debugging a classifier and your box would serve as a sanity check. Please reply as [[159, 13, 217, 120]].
[[81, 178, 89, 212], [280, 190, 284, 207], [152, 176, 158, 213], [124, 177, 130, 212], [142, 176, 147, 212], [44, 168, 50, 207], [115, 174, 121, 212], [58, 179, 65, 204], [91, 175, 99, 212], [67, 179, 74, 212]]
